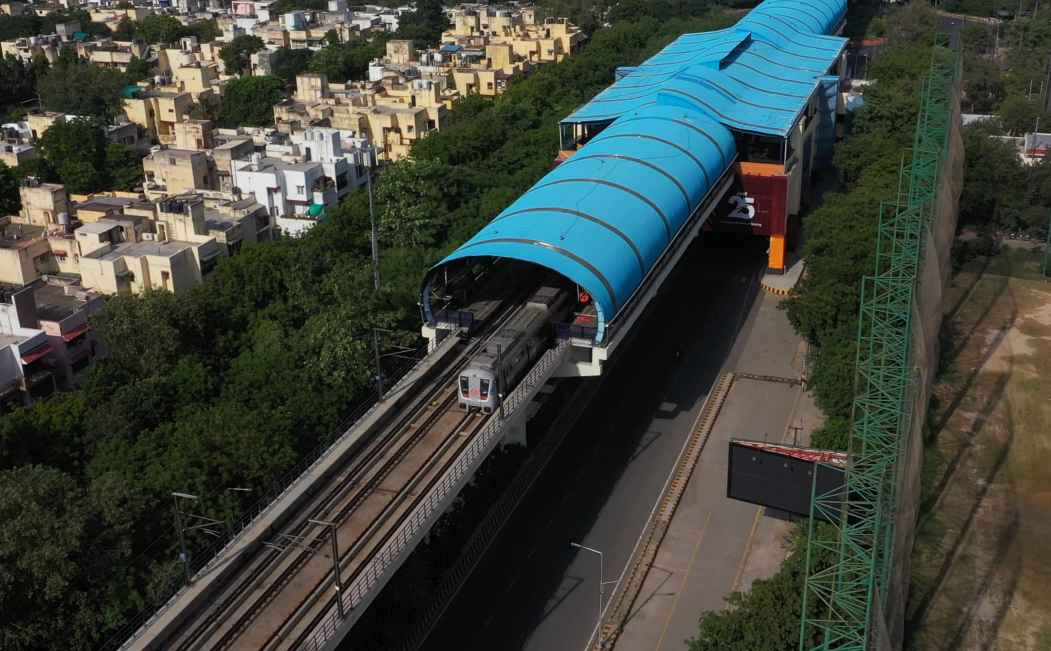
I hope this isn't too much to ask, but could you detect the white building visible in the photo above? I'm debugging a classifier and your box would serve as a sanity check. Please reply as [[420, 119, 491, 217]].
[[231, 155, 337, 237], [0, 285, 55, 407], [288, 127, 370, 200]]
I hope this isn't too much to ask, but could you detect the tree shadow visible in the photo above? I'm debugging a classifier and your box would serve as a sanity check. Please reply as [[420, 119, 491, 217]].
[[905, 355, 1017, 646], [926, 279, 1015, 446], [916, 370, 1008, 531]]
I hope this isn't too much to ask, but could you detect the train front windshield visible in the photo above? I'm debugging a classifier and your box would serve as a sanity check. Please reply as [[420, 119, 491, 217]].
[[479, 378, 490, 401], [459, 375, 469, 397]]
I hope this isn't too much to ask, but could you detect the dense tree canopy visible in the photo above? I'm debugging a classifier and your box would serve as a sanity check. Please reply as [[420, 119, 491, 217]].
[[394, 0, 450, 45], [0, 162, 18, 216], [269, 47, 315, 83], [308, 35, 388, 83], [37, 60, 128, 122], [30, 119, 142, 194], [0, 9, 109, 41], [218, 75, 286, 127], [219, 34, 265, 76], [781, 9, 938, 445], [0, 55, 37, 119]]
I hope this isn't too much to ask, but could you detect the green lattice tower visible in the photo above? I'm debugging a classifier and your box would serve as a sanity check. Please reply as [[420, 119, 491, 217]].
[[799, 39, 959, 651]]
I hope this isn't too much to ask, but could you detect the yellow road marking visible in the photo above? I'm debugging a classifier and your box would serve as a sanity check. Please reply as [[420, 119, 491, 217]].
[[654, 510, 712, 651], [730, 506, 764, 594]]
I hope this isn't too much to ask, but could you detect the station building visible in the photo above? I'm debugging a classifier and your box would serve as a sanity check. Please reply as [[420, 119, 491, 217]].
[[557, 0, 846, 273], [421, 0, 849, 370]]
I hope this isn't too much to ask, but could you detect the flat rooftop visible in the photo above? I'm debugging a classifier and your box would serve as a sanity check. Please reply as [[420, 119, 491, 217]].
[[34, 283, 91, 322], [92, 239, 193, 261], [0, 223, 45, 249], [76, 197, 135, 213], [76, 220, 122, 234]]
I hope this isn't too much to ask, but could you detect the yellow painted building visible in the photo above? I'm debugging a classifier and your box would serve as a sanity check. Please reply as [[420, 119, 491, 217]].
[[124, 89, 194, 145]]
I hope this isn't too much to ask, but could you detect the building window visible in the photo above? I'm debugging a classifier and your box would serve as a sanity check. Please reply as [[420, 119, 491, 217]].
[[161, 270, 170, 290], [296, 185, 305, 194], [734, 132, 784, 165], [486, 82, 494, 89]]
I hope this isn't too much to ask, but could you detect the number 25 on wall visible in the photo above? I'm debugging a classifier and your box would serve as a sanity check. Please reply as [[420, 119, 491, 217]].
[[727, 192, 756, 220]]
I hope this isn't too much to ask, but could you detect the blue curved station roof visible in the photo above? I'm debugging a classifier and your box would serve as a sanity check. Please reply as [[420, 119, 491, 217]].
[[428, 106, 735, 341], [423, 0, 848, 343]]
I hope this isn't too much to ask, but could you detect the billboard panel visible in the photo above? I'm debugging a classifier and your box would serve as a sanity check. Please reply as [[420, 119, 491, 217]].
[[727, 439, 846, 519]]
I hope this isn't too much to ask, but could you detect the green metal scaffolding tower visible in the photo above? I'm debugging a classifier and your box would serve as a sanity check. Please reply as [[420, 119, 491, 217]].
[[799, 39, 960, 651]]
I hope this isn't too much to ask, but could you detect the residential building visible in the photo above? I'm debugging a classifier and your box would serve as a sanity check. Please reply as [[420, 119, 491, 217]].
[[14, 179, 70, 228], [124, 88, 194, 144], [231, 154, 335, 236], [0, 34, 65, 64], [0, 222, 52, 285], [273, 72, 448, 161], [0, 141, 36, 170], [31, 278, 104, 387], [211, 137, 256, 192], [79, 38, 150, 72], [25, 112, 67, 141], [174, 119, 215, 151], [77, 195, 222, 295], [0, 284, 57, 407], [142, 147, 218, 196]]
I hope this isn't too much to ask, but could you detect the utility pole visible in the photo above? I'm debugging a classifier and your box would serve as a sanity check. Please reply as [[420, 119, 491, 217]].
[[172, 492, 193, 585], [310, 519, 346, 619], [366, 144, 384, 399]]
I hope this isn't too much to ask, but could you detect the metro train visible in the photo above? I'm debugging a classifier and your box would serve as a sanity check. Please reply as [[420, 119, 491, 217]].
[[458, 285, 572, 413]]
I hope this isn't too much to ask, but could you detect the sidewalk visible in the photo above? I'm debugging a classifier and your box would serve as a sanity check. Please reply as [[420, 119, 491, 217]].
[[611, 291, 825, 651]]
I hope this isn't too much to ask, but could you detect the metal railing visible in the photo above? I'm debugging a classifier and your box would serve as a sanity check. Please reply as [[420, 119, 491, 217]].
[[298, 340, 571, 651]]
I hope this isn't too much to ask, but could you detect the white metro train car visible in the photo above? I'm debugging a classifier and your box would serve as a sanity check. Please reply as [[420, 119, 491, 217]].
[[458, 286, 572, 413]]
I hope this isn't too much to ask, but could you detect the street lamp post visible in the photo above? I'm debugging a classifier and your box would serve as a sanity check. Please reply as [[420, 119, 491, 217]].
[[571, 542, 615, 646], [365, 144, 384, 400], [310, 519, 346, 619]]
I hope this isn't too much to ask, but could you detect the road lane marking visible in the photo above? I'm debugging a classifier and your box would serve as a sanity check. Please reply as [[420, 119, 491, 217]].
[[730, 506, 764, 594], [653, 510, 712, 651]]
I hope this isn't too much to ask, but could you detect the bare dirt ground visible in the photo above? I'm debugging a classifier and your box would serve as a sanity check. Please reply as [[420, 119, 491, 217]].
[[906, 246, 1051, 650]]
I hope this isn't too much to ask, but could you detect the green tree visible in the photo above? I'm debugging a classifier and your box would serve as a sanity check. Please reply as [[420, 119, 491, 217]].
[[375, 158, 454, 247], [218, 75, 285, 127], [112, 16, 137, 41], [105, 143, 144, 191], [270, 47, 314, 83], [998, 94, 1043, 134], [137, 14, 186, 44], [38, 118, 108, 194], [308, 36, 387, 82], [125, 55, 152, 83], [219, 34, 265, 76], [0, 465, 99, 650], [0, 161, 18, 216], [394, 0, 450, 45], [689, 529, 837, 651], [0, 54, 36, 116], [185, 19, 220, 43], [37, 61, 127, 121]]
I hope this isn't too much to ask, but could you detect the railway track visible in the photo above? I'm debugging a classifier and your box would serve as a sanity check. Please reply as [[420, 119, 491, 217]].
[[162, 298, 523, 651], [274, 407, 491, 650]]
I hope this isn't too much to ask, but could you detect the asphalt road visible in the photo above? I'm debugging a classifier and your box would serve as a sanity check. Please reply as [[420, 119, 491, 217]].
[[424, 234, 768, 651]]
